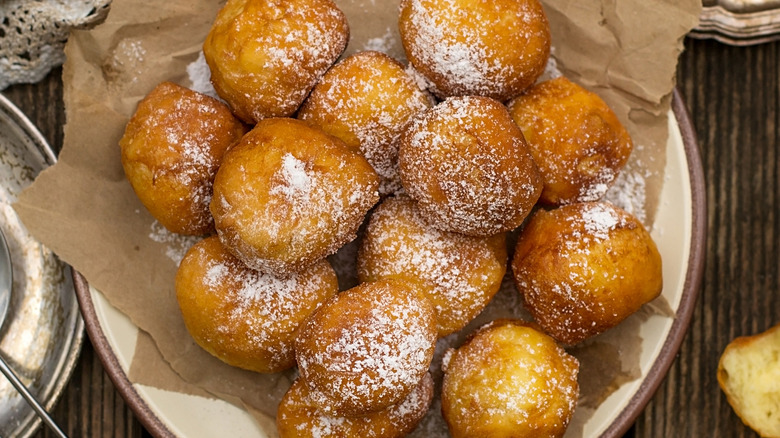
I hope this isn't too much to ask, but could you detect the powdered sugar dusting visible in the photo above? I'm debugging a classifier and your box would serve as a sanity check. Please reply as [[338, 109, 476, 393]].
[[148, 221, 199, 264], [399, 96, 541, 235], [298, 414, 345, 438], [541, 48, 563, 81], [358, 196, 505, 336], [578, 202, 622, 240], [405, 64, 435, 93], [404, 0, 493, 95], [297, 280, 436, 414], [400, 0, 549, 99], [186, 51, 220, 99], [606, 160, 648, 224], [271, 153, 312, 199], [299, 51, 433, 195], [386, 373, 433, 424], [362, 27, 397, 53], [441, 322, 579, 434]]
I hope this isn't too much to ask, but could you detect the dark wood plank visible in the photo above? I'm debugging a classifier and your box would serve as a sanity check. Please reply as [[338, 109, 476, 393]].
[[633, 37, 780, 438], [40, 343, 149, 438], [2, 70, 66, 153]]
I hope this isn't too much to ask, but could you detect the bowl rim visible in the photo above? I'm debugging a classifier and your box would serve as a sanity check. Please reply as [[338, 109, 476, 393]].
[[72, 89, 707, 438], [598, 88, 707, 437]]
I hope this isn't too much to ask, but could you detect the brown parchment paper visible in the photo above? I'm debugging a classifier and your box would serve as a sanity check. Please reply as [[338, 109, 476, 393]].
[[13, 0, 701, 436]]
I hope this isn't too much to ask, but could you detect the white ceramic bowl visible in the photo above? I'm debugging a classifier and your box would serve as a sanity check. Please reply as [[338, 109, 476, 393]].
[[74, 90, 706, 438]]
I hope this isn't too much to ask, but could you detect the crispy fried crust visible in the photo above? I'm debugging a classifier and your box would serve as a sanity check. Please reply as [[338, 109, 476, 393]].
[[120, 81, 246, 235], [507, 77, 633, 205], [512, 201, 663, 345]]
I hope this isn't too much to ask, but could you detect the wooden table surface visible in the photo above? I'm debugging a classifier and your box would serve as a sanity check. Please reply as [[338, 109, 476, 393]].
[[2, 35, 779, 438]]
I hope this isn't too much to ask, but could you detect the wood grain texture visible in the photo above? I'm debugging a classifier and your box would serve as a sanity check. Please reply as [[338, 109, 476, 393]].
[[1, 35, 779, 438], [634, 37, 780, 438]]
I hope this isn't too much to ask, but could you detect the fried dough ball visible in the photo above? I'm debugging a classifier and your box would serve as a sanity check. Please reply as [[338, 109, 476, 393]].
[[441, 320, 579, 438], [718, 323, 780, 438], [298, 51, 435, 195], [277, 374, 434, 438], [175, 236, 339, 373], [511, 201, 663, 345], [398, 95, 543, 236], [295, 279, 437, 416], [210, 118, 379, 277], [357, 195, 506, 337], [119, 81, 246, 235], [398, 0, 550, 100], [507, 77, 634, 205], [203, 0, 349, 123]]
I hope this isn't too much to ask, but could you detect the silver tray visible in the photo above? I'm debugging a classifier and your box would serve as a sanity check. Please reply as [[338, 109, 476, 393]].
[[692, 0, 780, 45], [0, 93, 84, 438]]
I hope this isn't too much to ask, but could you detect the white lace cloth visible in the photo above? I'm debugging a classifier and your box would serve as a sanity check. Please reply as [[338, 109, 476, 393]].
[[0, 0, 112, 90]]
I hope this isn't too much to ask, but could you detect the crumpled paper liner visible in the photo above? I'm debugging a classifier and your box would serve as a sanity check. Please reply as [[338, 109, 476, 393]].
[[13, 0, 701, 436]]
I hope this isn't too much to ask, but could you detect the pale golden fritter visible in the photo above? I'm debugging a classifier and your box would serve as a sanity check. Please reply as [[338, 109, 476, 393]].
[[175, 236, 339, 373], [441, 319, 579, 438], [203, 0, 349, 123], [399, 0, 550, 100]]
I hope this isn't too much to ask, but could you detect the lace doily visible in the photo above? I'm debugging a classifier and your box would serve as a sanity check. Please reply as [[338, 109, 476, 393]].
[[0, 0, 112, 90]]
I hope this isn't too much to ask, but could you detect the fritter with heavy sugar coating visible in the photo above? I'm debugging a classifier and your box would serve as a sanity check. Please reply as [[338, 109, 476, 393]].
[[295, 279, 437, 416], [399, 95, 542, 236]]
